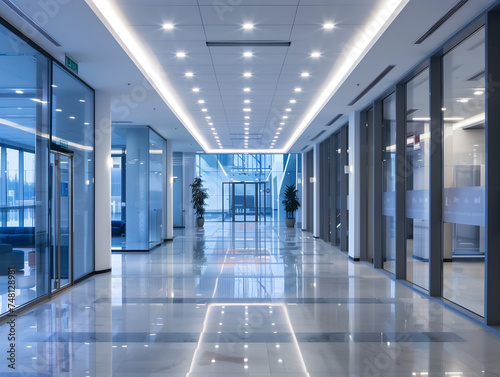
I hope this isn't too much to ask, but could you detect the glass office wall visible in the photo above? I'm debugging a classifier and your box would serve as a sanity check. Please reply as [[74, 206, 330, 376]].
[[382, 93, 397, 274], [111, 126, 166, 250], [405, 68, 430, 290], [52, 63, 95, 280], [149, 129, 165, 247], [195, 154, 301, 222], [442, 28, 485, 316], [0, 24, 50, 314]]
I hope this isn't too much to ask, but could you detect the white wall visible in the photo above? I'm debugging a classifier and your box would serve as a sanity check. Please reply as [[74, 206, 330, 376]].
[[348, 111, 361, 260], [94, 91, 112, 272]]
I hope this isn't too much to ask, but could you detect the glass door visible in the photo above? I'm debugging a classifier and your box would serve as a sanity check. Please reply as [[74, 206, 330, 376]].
[[50, 152, 72, 291], [244, 183, 257, 222]]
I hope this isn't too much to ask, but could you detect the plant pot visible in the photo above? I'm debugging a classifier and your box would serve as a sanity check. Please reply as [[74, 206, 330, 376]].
[[285, 218, 295, 228], [196, 217, 205, 227]]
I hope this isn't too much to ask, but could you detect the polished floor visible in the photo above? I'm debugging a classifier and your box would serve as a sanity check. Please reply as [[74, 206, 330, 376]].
[[1, 222, 500, 376]]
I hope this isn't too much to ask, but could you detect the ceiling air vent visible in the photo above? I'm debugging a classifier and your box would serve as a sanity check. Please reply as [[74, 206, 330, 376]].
[[207, 41, 291, 47], [300, 145, 310, 152], [111, 121, 133, 124], [310, 130, 326, 142], [2, 0, 61, 46], [325, 114, 343, 127], [414, 0, 468, 44], [348, 65, 395, 106]]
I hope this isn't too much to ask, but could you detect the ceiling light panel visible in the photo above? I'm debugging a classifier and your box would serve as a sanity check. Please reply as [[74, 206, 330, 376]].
[[89, 0, 408, 153]]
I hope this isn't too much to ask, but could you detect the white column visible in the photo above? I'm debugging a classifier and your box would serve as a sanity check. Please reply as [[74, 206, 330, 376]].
[[348, 111, 361, 260], [183, 153, 196, 228], [313, 143, 320, 238], [94, 91, 112, 272], [164, 139, 174, 240]]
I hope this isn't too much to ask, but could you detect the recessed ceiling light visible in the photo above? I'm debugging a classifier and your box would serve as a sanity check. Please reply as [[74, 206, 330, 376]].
[[84, 122, 90, 125], [205, 116, 211, 119], [441, 107, 447, 111], [243, 52, 253, 58], [244, 116, 250, 119], [176, 52, 186, 58], [208, 123, 213, 126], [163, 23, 174, 30], [474, 90, 484, 95], [244, 122, 250, 126], [278, 127, 282, 130], [276, 132, 280, 135], [323, 23, 335, 29], [244, 136, 249, 139], [211, 128, 216, 130], [274, 136, 278, 139], [198, 100, 205, 104], [282, 116, 288, 119], [243, 108, 251, 112], [192, 87, 200, 92], [311, 52, 321, 58], [79, 99, 85, 102], [244, 127, 249, 130], [301, 72, 310, 77], [456, 98, 469, 103], [243, 72, 252, 77], [15, 90, 23, 94], [243, 23, 254, 30], [289, 99, 296, 103], [245, 132, 249, 135], [69, 116, 76, 119], [243, 88, 251, 92], [285, 108, 291, 112], [202, 108, 207, 112], [280, 122, 285, 125], [213, 132, 217, 135], [294, 88, 302, 92], [51, 84, 57, 88], [56, 109, 62, 112], [244, 99, 251, 103], [185, 72, 194, 77]]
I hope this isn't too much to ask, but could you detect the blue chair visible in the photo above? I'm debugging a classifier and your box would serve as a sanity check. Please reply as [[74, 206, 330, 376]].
[[0, 244, 24, 275]]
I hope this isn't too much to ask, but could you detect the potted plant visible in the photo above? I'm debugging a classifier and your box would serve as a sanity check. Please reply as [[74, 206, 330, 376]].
[[282, 183, 300, 228], [190, 177, 209, 227]]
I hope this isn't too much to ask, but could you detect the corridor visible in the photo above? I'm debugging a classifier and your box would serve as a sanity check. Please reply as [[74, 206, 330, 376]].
[[1, 222, 500, 376]]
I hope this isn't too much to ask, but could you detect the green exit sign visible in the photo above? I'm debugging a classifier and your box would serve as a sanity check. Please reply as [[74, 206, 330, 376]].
[[65, 55, 78, 74]]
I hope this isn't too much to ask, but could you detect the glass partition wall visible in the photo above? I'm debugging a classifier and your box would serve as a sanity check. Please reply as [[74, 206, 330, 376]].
[[0, 21, 95, 316], [442, 27, 485, 316], [359, 23, 487, 317], [111, 126, 166, 251]]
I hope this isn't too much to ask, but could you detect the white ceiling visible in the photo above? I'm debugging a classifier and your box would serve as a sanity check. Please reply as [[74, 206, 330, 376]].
[[0, 0, 498, 153]]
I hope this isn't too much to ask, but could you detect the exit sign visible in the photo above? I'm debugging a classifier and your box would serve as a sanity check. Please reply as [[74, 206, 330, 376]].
[[65, 55, 78, 74]]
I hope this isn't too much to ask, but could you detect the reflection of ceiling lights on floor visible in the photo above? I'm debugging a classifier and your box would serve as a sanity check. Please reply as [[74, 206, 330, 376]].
[[186, 303, 310, 376]]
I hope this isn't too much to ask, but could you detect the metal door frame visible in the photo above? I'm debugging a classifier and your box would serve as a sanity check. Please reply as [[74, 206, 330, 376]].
[[222, 182, 266, 222], [50, 151, 73, 291]]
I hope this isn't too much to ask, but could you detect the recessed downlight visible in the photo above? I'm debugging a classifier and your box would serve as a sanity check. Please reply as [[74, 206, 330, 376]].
[[244, 116, 250, 119], [244, 99, 251, 103], [208, 123, 213, 126], [192, 87, 200, 92], [243, 108, 251, 112], [280, 122, 285, 125], [301, 72, 310, 77], [282, 116, 288, 119], [198, 100, 205, 104], [163, 23, 174, 30], [56, 109, 62, 112], [243, 23, 254, 30], [323, 23, 335, 29], [185, 72, 194, 77], [243, 88, 251, 92], [202, 108, 207, 112], [244, 123, 250, 126], [311, 52, 321, 58], [176, 52, 186, 58], [285, 108, 291, 112], [243, 72, 252, 77], [15, 90, 23, 94], [294, 88, 302, 92], [243, 52, 253, 58], [205, 116, 211, 119], [289, 99, 296, 103]]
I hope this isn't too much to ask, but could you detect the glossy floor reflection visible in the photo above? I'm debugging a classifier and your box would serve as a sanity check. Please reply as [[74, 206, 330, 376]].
[[1, 222, 500, 376]]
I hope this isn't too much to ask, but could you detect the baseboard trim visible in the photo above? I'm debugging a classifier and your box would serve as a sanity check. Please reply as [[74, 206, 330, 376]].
[[94, 268, 111, 274], [349, 256, 360, 262]]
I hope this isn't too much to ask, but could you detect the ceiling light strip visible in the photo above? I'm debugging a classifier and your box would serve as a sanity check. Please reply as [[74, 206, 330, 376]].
[[85, 0, 210, 152], [283, 0, 409, 153], [348, 65, 395, 106], [414, 0, 468, 44]]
